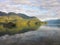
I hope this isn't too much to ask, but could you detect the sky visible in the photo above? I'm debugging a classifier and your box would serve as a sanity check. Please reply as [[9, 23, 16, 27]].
[[0, 0, 60, 21]]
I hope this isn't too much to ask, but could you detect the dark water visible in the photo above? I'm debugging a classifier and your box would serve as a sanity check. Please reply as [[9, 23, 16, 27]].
[[0, 25, 60, 45]]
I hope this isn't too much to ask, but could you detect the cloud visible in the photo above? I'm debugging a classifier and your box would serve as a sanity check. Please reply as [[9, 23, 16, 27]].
[[0, 0, 60, 20]]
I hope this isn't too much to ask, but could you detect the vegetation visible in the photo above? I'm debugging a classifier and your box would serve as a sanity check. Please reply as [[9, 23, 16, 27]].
[[0, 11, 46, 35]]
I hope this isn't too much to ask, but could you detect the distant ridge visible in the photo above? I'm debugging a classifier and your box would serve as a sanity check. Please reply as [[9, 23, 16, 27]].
[[46, 19, 60, 24], [0, 11, 36, 19], [0, 11, 7, 16]]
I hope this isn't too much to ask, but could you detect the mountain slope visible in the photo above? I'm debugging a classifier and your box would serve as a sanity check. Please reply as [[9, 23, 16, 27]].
[[0, 11, 36, 19]]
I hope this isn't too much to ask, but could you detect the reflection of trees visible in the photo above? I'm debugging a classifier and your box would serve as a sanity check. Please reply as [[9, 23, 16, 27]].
[[3, 22, 16, 29], [0, 20, 41, 35]]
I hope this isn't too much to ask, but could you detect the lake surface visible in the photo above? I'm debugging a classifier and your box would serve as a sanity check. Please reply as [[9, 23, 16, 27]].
[[0, 25, 60, 45]]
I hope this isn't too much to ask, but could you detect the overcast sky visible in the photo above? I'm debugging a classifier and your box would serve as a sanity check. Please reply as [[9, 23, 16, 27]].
[[0, 0, 60, 21]]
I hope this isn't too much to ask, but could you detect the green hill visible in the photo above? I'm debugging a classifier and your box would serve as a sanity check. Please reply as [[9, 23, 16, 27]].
[[0, 11, 46, 35]]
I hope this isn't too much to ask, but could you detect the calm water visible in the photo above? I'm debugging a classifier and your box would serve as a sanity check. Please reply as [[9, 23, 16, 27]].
[[0, 25, 60, 45]]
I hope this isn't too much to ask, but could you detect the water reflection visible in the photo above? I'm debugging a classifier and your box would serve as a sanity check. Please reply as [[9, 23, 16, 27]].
[[0, 25, 60, 45], [45, 24, 60, 28], [0, 21, 41, 35], [0, 23, 60, 45]]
